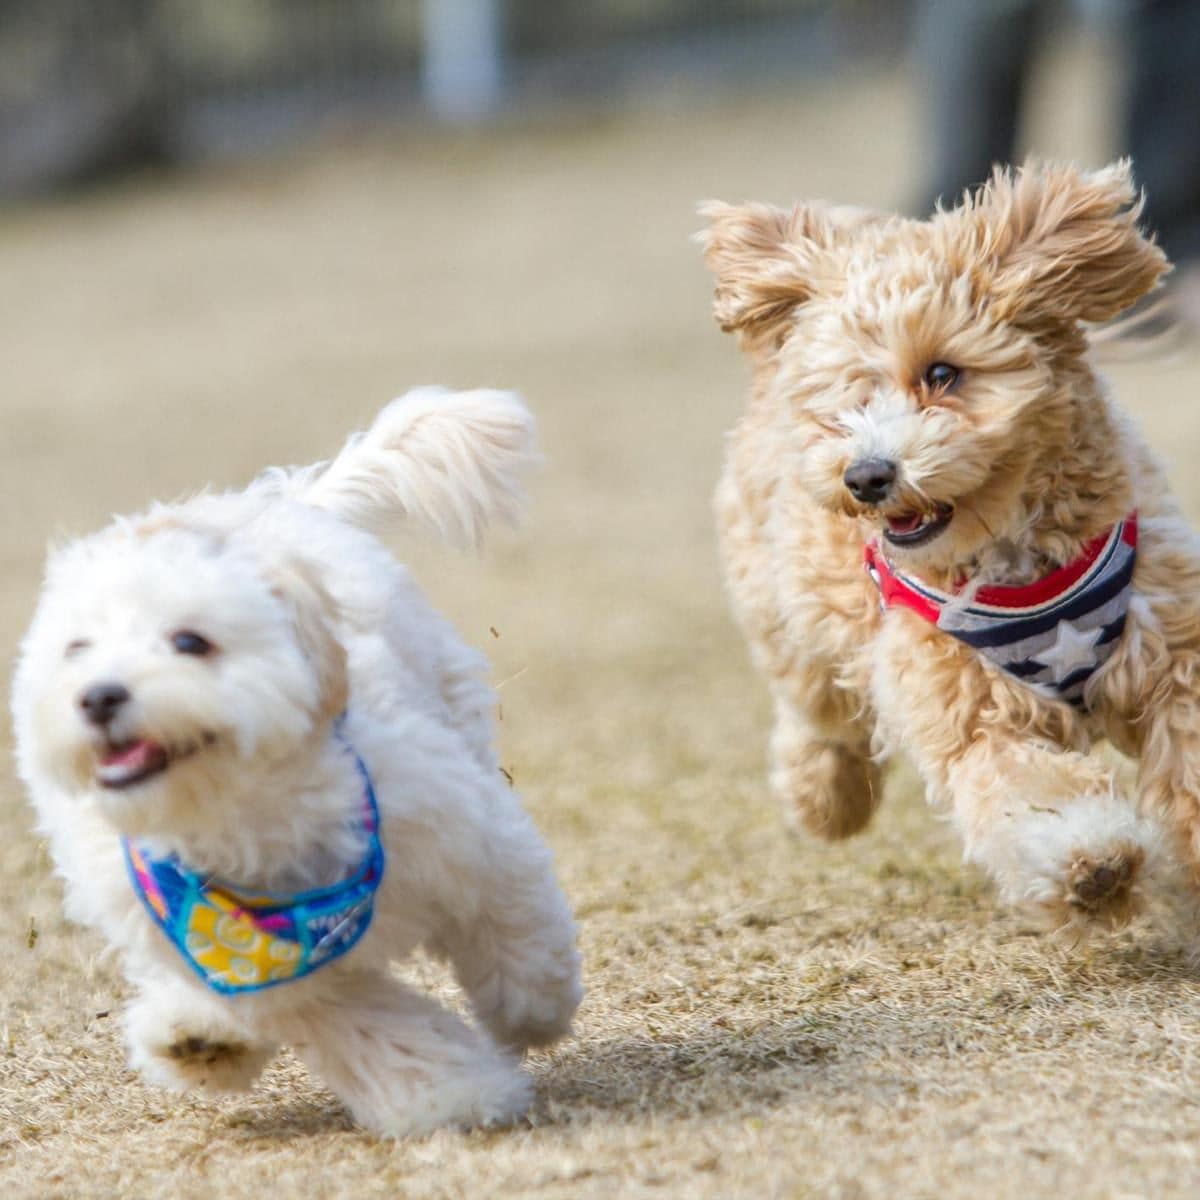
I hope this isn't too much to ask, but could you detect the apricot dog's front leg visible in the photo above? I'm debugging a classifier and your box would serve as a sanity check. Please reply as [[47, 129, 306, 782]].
[[947, 740, 1153, 928], [876, 617, 1156, 930]]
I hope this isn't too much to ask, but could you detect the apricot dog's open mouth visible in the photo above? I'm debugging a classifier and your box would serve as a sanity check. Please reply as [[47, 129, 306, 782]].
[[883, 503, 954, 548]]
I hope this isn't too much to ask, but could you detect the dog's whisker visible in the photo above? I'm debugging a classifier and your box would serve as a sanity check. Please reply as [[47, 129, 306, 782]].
[[494, 666, 531, 690], [959, 502, 996, 542]]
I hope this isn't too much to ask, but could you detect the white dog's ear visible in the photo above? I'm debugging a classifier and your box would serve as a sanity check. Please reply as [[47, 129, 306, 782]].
[[952, 160, 1169, 330], [265, 557, 349, 724]]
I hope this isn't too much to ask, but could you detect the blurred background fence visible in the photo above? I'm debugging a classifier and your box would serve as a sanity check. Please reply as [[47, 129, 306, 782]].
[[0, 0, 911, 197], [4, 0, 1196, 317]]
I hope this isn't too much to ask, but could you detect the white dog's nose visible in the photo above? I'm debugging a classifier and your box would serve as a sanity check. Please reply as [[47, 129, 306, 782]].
[[79, 683, 131, 727]]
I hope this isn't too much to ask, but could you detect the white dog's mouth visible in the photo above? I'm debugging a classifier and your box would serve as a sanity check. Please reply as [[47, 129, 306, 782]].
[[95, 737, 205, 789], [883, 503, 955, 548]]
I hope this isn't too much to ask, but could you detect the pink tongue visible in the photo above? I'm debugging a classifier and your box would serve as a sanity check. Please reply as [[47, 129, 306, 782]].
[[100, 740, 166, 771], [887, 513, 923, 535]]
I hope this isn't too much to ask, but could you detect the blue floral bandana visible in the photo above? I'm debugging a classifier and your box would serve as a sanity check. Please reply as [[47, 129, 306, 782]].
[[122, 737, 384, 995]]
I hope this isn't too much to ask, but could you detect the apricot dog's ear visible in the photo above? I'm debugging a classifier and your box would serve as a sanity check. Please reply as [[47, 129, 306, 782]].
[[953, 160, 1169, 331], [697, 201, 883, 353], [697, 203, 810, 335]]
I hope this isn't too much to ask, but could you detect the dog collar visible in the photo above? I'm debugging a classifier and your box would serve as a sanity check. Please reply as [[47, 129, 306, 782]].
[[122, 731, 384, 995], [864, 514, 1137, 710]]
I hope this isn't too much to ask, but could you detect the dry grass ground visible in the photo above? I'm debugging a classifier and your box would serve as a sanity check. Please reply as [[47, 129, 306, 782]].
[[3, 43, 1200, 1200]]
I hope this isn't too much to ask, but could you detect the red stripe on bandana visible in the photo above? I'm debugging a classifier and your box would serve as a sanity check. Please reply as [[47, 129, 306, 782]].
[[863, 514, 1138, 621], [863, 541, 941, 622], [971, 514, 1139, 609]]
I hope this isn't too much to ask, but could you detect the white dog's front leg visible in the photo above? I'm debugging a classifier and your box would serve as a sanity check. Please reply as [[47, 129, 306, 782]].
[[125, 974, 277, 1096], [431, 816, 583, 1053], [275, 969, 533, 1137]]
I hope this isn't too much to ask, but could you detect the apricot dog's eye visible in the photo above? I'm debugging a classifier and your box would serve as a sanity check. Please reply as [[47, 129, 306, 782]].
[[923, 362, 960, 391], [170, 630, 216, 656], [64, 639, 91, 659]]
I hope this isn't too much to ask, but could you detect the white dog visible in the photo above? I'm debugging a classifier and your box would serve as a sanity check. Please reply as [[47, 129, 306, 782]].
[[12, 388, 583, 1136]]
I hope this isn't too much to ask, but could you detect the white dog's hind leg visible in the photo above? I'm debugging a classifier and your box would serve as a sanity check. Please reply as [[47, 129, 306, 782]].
[[125, 976, 277, 1096], [277, 970, 533, 1137], [432, 828, 582, 1052]]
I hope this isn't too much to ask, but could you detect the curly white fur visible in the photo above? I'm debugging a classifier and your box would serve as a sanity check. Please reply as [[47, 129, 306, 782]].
[[12, 387, 582, 1137]]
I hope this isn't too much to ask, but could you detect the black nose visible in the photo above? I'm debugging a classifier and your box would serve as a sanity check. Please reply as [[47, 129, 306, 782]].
[[843, 458, 897, 504], [79, 683, 131, 726]]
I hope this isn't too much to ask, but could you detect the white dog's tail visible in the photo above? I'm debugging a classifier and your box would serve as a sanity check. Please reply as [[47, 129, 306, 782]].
[[287, 387, 538, 548]]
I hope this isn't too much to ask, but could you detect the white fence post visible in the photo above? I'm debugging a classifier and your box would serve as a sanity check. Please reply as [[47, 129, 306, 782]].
[[420, 0, 505, 121]]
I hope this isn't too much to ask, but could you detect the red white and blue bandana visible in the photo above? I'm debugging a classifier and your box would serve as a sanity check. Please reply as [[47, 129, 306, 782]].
[[864, 515, 1137, 710]]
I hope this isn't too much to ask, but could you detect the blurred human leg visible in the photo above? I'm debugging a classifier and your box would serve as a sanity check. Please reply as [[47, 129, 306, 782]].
[[914, 0, 1047, 213]]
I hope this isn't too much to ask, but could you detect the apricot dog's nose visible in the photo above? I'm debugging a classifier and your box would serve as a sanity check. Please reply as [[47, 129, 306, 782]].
[[79, 682, 131, 727], [843, 458, 897, 504]]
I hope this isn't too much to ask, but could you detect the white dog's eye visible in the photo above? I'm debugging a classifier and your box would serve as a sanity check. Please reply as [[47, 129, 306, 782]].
[[64, 639, 91, 659], [170, 630, 216, 657], [923, 362, 961, 391]]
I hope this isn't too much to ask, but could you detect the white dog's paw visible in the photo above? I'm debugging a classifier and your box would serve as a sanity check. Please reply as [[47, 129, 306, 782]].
[[350, 1051, 535, 1138], [312, 1020, 535, 1137], [440, 1053, 535, 1132], [135, 1034, 276, 1096], [126, 991, 275, 1096], [972, 796, 1158, 933], [480, 952, 583, 1052], [281, 971, 540, 1136], [436, 901, 583, 1052]]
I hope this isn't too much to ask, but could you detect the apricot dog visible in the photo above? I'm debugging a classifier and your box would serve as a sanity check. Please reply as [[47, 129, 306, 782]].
[[700, 161, 1200, 931]]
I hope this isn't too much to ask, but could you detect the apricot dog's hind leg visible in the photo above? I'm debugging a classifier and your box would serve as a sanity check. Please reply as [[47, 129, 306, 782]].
[[718, 469, 882, 839], [769, 687, 881, 840]]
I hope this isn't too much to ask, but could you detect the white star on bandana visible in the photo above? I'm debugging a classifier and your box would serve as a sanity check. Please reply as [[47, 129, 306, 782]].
[[1033, 620, 1104, 684]]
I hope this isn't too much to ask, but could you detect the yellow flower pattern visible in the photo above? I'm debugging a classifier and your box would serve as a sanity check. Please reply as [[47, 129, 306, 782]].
[[183, 891, 307, 988]]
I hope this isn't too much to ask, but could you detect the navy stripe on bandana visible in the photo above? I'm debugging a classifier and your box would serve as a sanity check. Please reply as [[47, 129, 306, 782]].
[[864, 515, 1137, 711]]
